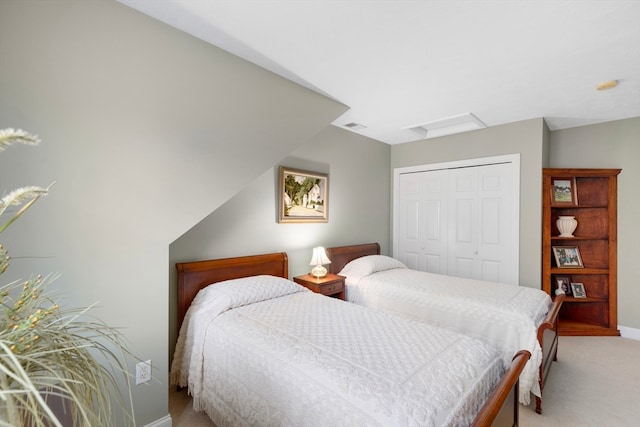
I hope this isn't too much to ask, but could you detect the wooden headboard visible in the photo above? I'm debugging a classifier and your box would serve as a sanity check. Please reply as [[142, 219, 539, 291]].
[[326, 243, 380, 274], [176, 252, 288, 329]]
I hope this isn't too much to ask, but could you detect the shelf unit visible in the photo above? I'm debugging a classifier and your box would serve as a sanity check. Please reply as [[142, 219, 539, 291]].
[[542, 168, 621, 336]]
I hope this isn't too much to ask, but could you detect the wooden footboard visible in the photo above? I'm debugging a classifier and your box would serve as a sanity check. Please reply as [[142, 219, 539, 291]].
[[535, 293, 565, 414], [472, 350, 531, 427], [327, 242, 564, 416]]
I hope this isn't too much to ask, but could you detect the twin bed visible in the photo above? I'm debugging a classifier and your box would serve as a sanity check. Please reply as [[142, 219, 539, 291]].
[[172, 252, 530, 427], [326, 243, 564, 414]]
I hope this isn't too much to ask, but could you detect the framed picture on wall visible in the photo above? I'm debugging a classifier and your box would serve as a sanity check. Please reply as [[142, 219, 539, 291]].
[[278, 166, 328, 223]]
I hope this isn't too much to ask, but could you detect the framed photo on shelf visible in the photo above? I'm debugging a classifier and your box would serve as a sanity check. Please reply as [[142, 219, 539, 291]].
[[552, 178, 577, 205], [554, 275, 572, 296], [552, 246, 584, 268], [571, 282, 587, 298], [278, 166, 328, 223]]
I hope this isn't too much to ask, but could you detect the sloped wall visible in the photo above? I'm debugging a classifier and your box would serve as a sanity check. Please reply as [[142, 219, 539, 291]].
[[0, 0, 347, 424], [170, 125, 391, 357]]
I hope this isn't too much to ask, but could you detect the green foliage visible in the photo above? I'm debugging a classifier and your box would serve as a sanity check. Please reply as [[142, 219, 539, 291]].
[[284, 174, 320, 206]]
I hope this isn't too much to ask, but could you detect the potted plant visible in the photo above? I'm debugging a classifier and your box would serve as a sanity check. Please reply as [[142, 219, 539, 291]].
[[0, 128, 137, 426]]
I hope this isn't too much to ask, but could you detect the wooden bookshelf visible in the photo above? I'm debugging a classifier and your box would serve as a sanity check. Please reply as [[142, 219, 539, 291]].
[[542, 168, 621, 336]]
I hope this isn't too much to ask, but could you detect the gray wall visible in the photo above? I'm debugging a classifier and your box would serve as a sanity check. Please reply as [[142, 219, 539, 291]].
[[550, 117, 640, 330], [170, 125, 391, 357], [0, 1, 347, 424], [391, 118, 548, 287]]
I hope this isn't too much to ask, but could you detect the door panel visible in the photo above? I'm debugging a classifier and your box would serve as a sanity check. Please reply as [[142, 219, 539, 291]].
[[481, 199, 500, 244], [481, 260, 501, 282], [421, 170, 448, 273], [405, 199, 420, 240], [403, 251, 420, 270], [397, 173, 422, 267], [454, 256, 474, 279], [397, 170, 448, 273], [476, 163, 513, 283], [448, 168, 477, 278]]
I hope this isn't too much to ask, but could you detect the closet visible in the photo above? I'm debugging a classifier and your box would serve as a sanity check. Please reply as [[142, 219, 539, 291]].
[[393, 155, 519, 284]]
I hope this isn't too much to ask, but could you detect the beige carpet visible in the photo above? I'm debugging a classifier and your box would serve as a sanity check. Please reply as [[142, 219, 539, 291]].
[[170, 336, 640, 426]]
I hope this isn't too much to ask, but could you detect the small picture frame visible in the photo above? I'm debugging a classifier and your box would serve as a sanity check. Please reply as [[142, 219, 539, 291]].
[[555, 275, 572, 296], [552, 246, 584, 268], [571, 282, 587, 298], [552, 178, 577, 205]]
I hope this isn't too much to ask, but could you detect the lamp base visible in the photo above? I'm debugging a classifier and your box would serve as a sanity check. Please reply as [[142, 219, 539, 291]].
[[310, 265, 327, 279]]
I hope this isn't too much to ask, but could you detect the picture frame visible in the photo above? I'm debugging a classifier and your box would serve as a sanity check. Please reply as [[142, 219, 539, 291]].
[[571, 282, 587, 298], [552, 178, 577, 205], [552, 246, 584, 268], [278, 166, 328, 223], [554, 275, 572, 296]]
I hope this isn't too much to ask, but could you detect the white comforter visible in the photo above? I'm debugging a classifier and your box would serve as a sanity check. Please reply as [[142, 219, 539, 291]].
[[171, 275, 506, 427], [339, 256, 552, 405]]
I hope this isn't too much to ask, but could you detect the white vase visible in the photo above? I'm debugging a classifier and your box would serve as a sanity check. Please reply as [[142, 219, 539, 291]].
[[556, 215, 578, 237]]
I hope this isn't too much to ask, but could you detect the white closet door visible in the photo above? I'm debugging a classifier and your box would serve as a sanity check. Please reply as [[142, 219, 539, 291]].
[[396, 170, 448, 273], [422, 170, 449, 273], [396, 172, 423, 269], [447, 167, 478, 278], [448, 163, 513, 283], [394, 156, 518, 285]]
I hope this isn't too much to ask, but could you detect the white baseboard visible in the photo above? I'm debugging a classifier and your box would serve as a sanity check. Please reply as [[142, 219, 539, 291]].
[[144, 414, 172, 427], [619, 325, 640, 340]]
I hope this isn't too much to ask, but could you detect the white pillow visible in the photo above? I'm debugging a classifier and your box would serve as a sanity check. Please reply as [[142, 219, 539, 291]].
[[338, 255, 407, 279], [197, 275, 307, 309]]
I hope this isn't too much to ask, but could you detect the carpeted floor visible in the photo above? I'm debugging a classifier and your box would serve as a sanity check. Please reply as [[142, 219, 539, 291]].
[[520, 336, 639, 426], [169, 384, 215, 427], [170, 336, 640, 426]]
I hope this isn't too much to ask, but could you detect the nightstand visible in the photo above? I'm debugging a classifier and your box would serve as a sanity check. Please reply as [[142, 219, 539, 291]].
[[293, 273, 345, 300]]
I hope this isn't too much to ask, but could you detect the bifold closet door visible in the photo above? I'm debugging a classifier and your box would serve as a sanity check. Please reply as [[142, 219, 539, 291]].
[[396, 162, 515, 284], [396, 169, 449, 273], [447, 163, 514, 283]]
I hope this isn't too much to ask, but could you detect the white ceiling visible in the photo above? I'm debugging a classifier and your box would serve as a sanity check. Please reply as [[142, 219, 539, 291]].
[[118, 0, 640, 145]]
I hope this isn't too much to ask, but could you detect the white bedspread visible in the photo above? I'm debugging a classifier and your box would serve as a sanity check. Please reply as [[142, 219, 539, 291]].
[[339, 256, 552, 404], [171, 275, 506, 427]]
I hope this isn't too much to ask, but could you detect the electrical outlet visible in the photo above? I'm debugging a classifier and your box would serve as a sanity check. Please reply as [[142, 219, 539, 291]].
[[136, 360, 151, 385]]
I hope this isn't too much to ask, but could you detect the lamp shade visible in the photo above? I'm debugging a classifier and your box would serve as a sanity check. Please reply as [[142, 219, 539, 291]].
[[309, 247, 331, 266], [309, 247, 331, 278]]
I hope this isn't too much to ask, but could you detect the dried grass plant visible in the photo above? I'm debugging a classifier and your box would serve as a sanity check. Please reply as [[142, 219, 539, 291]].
[[0, 129, 136, 426]]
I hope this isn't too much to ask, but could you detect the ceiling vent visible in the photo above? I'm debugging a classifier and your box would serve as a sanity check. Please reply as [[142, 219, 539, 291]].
[[403, 113, 487, 139], [343, 122, 367, 131]]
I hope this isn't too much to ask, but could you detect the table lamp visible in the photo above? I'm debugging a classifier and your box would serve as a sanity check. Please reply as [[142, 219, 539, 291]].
[[309, 246, 331, 279]]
